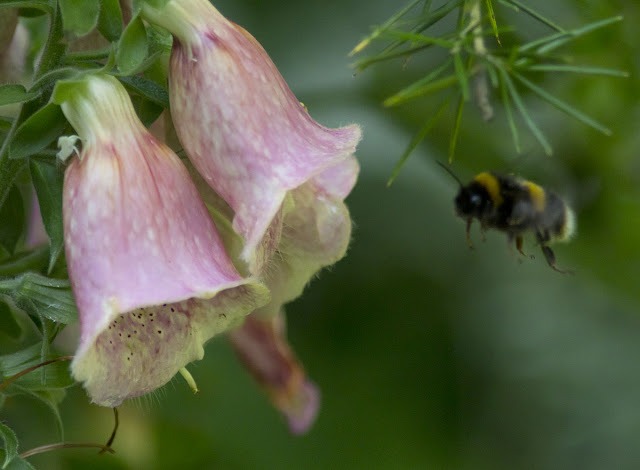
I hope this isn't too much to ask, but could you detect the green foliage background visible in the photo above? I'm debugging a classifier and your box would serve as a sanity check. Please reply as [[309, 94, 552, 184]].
[[2, 0, 640, 469]]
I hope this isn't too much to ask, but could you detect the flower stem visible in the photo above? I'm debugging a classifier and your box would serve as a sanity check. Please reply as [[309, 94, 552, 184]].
[[20, 442, 115, 459]]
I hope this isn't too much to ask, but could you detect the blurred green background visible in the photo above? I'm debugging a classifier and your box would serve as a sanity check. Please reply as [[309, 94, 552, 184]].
[[4, 0, 640, 468]]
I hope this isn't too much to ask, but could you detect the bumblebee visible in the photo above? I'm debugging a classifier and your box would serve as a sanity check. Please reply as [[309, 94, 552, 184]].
[[438, 162, 576, 273]]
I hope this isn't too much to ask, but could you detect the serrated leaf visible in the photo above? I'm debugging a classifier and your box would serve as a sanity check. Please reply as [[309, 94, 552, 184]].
[[29, 160, 64, 272], [0, 86, 40, 107], [0, 422, 18, 469], [119, 75, 169, 108], [58, 0, 100, 36], [8, 103, 66, 159], [0, 273, 77, 325], [0, 300, 22, 339], [97, 0, 122, 41], [0, 184, 24, 255], [3, 454, 35, 470], [116, 15, 148, 76]]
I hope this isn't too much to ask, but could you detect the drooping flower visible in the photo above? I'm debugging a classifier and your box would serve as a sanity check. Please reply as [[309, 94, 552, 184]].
[[141, 0, 362, 274], [55, 74, 269, 407], [229, 311, 320, 435], [187, 159, 356, 433]]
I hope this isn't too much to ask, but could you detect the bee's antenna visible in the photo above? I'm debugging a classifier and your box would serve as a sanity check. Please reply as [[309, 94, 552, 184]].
[[436, 161, 464, 187]]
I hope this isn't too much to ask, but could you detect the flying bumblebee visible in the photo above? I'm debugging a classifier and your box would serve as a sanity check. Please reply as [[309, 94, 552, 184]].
[[438, 162, 576, 273]]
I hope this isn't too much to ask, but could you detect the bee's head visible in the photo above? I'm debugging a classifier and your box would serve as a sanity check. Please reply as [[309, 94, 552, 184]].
[[454, 185, 489, 218]]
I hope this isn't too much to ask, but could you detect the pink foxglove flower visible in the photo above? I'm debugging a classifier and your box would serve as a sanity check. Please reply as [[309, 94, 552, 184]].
[[141, 0, 362, 274], [229, 312, 320, 435], [56, 74, 269, 407]]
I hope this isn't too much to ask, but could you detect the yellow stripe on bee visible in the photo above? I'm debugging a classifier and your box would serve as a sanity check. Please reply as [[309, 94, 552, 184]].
[[523, 181, 546, 212], [474, 173, 503, 206]]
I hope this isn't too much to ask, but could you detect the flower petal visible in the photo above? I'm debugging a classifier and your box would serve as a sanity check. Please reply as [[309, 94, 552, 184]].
[[59, 74, 269, 406]]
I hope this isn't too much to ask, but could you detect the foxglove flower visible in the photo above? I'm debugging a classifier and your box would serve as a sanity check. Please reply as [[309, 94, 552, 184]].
[[141, 0, 362, 274], [56, 74, 269, 407], [229, 312, 320, 435]]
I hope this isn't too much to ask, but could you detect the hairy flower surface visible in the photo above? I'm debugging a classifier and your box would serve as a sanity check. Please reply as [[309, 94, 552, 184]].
[[57, 74, 269, 406], [142, 0, 362, 274]]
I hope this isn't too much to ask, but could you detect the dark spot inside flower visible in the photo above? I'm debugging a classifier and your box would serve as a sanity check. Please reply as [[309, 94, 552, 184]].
[[163, 304, 167, 306], [151, 319, 154, 322], [119, 333, 122, 337], [128, 334, 131, 338], [142, 324, 145, 327], [127, 357, 130, 361], [171, 308, 175, 312], [158, 330, 162, 334]]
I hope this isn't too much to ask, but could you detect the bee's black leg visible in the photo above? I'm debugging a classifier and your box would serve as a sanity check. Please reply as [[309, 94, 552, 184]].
[[536, 230, 573, 274], [465, 219, 474, 249], [515, 235, 528, 257]]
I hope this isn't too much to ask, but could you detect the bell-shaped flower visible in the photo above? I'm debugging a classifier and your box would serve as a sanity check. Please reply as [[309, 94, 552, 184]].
[[229, 312, 320, 435], [55, 74, 269, 407], [141, 0, 362, 274]]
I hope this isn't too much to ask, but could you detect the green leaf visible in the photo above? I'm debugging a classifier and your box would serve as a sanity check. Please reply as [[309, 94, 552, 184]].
[[10, 387, 65, 440], [448, 93, 464, 162], [0, 273, 78, 325], [0, 1, 52, 14], [0, 344, 73, 391], [350, 0, 423, 55], [525, 64, 628, 77], [29, 160, 64, 272], [499, 68, 552, 155], [383, 57, 453, 106], [0, 300, 22, 339], [387, 99, 450, 186], [0, 185, 24, 255], [384, 74, 457, 107], [8, 103, 66, 159], [58, 0, 100, 36], [1, 453, 35, 470], [500, 71, 521, 153], [485, 0, 500, 44], [0, 422, 18, 469], [0, 246, 49, 277], [132, 97, 164, 128], [512, 71, 612, 135], [119, 75, 169, 108], [116, 14, 149, 76], [0, 86, 40, 107], [501, 0, 565, 32], [97, 0, 123, 41], [452, 52, 469, 101]]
